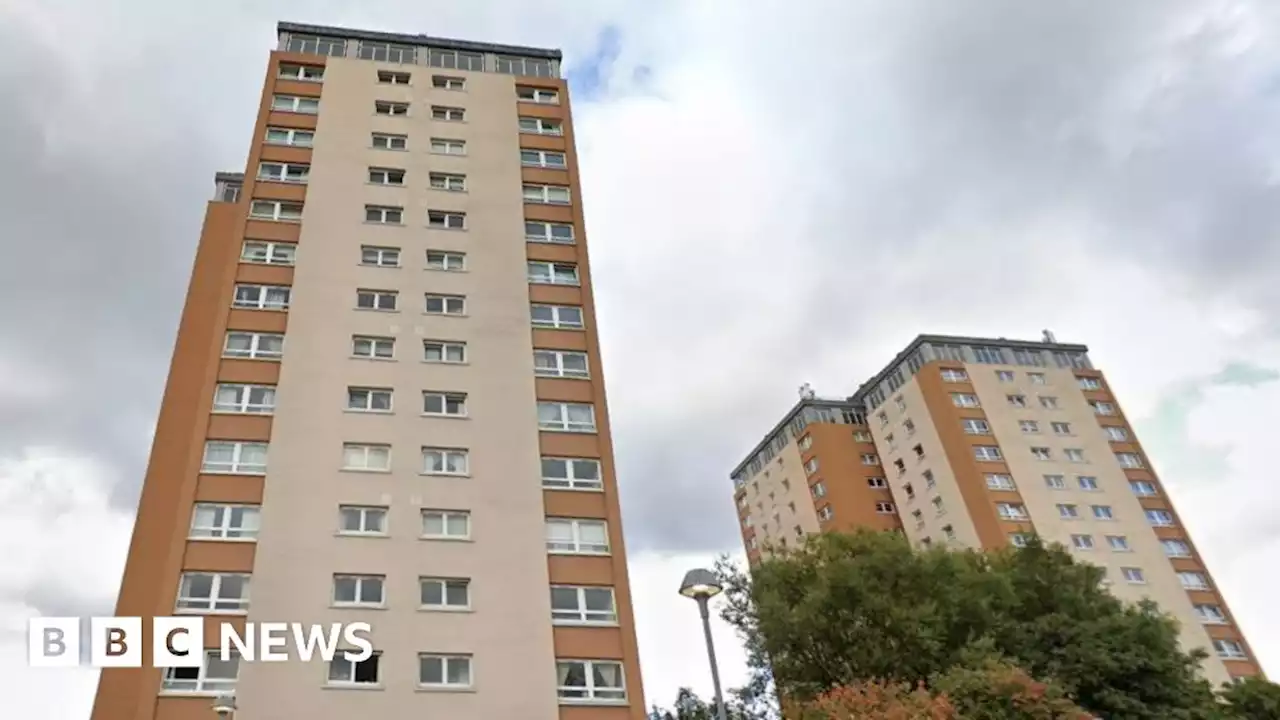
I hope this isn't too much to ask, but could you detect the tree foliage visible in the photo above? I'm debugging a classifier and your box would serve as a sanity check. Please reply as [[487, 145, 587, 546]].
[[716, 529, 1273, 720], [1219, 676, 1280, 720]]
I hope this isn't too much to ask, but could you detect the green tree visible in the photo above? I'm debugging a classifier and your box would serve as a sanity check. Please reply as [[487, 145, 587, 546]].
[[717, 529, 1233, 720], [649, 687, 758, 720], [1220, 676, 1280, 720]]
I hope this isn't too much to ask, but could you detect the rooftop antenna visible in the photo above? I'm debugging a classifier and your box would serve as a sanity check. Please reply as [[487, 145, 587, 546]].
[[1042, 329, 1057, 343], [798, 383, 816, 400]]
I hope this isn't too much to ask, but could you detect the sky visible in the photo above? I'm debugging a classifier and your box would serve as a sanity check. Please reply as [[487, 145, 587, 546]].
[[2, 0, 1279, 715]]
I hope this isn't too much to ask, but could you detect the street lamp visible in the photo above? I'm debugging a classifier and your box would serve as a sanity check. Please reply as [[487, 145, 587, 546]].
[[211, 694, 236, 719], [680, 568, 729, 720]]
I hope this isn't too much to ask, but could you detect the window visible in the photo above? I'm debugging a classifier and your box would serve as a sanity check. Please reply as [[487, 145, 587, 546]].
[[248, 200, 303, 222], [376, 69, 411, 84], [338, 506, 387, 536], [1121, 567, 1146, 584], [543, 457, 603, 490], [973, 346, 1006, 364], [428, 210, 467, 229], [429, 48, 485, 70], [885, 434, 896, 450], [997, 503, 1028, 520], [1009, 533, 1031, 547], [528, 261, 580, 285], [854, 430, 873, 442], [538, 402, 597, 432], [524, 183, 572, 205], [804, 458, 820, 475], [996, 370, 1015, 382], [818, 505, 834, 521], [1007, 394, 1027, 407], [423, 392, 468, 417], [372, 132, 408, 150], [367, 167, 405, 186], [1179, 571, 1210, 590], [161, 650, 239, 694], [360, 41, 417, 63], [1146, 509, 1175, 527], [257, 161, 309, 183], [1104, 426, 1130, 441], [1039, 396, 1060, 409], [425, 293, 467, 315], [876, 501, 896, 514], [265, 127, 314, 146], [223, 331, 283, 360], [1215, 640, 1248, 659], [903, 418, 916, 434], [424, 340, 467, 364], [422, 509, 470, 540], [1130, 480, 1157, 496], [557, 659, 626, 702], [1019, 420, 1040, 434], [811, 481, 827, 498], [922, 470, 936, 489], [356, 289, 398, 311], [360, 245, 400, 267], [532, 304, 585, 329], [798, 435, 813, 451], [202, 441, 267, 474], [428, 105, 464, 122], [857, 453, 877, 466], [525, 221, 574, 245], [233, 284, 290, 310], [1064, 448, 1086, 463], [1078, 376, 1102, 390], [326, 653, 381, 687], [240, 240, 296, 266], [213, 383, 276, 414], [176, 572, 250, 613], [1077, 475, 1099, 490], [1030, 447, 1051, 461], [517, 86, 560, 103], [375, 101, 409, 116], [497, 55, 555, 77], [1106, 535, 1130, 551], [1091, 400, 1116, 415], [535, 349, 590, 378], [428, 172, 466, 192], [973, 446, 1002, 461], [1116, 452, 1144, 468], [420, 578, 470, 610], [1071, 534, 1094, 550], [546, 518, 609, 554], [419, 654, 472, 688], [940, 368, 969, 382], [985, 473, 1015, 490], [347, 387, 393, 412], [432, 75, 465, 90], [423, 447, 469, 475], [951, 393, 980, 408], [1161, 539, 1192, 557], [1195, 604, 1227, 624], [1057, 504, 1079, 519], [1028, 372, 1047, 385], [190, 504, 260, 540], [519, 116, 563, 135], [860, 477, 884, 490], [551, 586, 616, 624], [1091, 505, 1114, 520], [333, 574, 384, 607], [961, 418, 991, 435], [430, 137, 467, 155], [521, 149, 568, 169], [1043, 474, 1066, 489], [271, 94, 319, 113], [352, 335, 394, 359], [893, 458, 906, 474]]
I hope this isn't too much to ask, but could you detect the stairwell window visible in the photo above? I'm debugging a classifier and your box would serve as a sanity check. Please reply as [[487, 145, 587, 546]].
[[249, 200, 303, 222], [271, 95, 319, 113], [1129, 480, 1157, 496], [546, 518, 609, 554], [213, 384, 276, 414], [241, 241, 296, 265], [542, 458, 603, 490], [1116, 452, 1144, 468], [1214, 640, 1247, 659], [176, 572, 250, 613], [534, 349, 590, 378], [951, 393, 980, 408], [1091, 400, 1116, 415], [1078, 376, 1102, 390], [517, 86, 560, 104], [526, 221, 575, 244], [521, 149, 568, 169], [1146, 509, 1175, 527], [557, 659, 626, 703], [266, 127, 313, 147], [257, 162, 309, 183], [997, 503, 1028, 520], [523, 183, 571, 205], [961, 418, 990, 434], [201, 441, 267, 475], [223, 331, 284, 360], [233, 284, 291, 310], [190, 504, 260, 541], [1161, 539, 1192, 557], [973, 446, 1003, 461], [528, 261, 580, 285], [538, 402, 596, 432], [551, 586, 616, 624], [519, 117, 563, 135], [1179, 571, 1210, 590], [532, 304, 584, 329], [985, 473, 1015, 490]]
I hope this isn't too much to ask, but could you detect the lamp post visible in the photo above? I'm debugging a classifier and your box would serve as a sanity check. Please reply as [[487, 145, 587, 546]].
[[679, 568, 729, 720], [211, 694, 236, 719]]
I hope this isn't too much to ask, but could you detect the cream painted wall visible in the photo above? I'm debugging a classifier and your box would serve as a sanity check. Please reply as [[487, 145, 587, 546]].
[[741, 434, 819, 554]]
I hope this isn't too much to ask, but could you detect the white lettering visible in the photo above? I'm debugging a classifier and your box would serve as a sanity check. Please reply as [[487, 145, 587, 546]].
[[220, 623, 254, 662], [341, 622, 373, 662], [291, 623, 342, 662], [259, 622, 289, 662]]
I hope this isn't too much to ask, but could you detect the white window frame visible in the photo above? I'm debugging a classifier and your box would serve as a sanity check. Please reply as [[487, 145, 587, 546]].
[[232, 283, 291, 310], [1057, 503, 1079, 519], [1039, 396, 1059, 409], [1116, 452, 1144, 469], [538, 402, 597, 433], [375, 100, 410, 116], [160, 650, 239, 695], [817, 505, 833, 522], [531, 304, 584, 329], [985, 473, 1015, 490], [364, 205, 404, 225], [422, 447, 469, 476], [940, 368, 969, 382], [519, 116, 563, 135], [523, 183, 572, 205], [1091, 505, 1114, 520], [1130, 480, 1158, 496], [429, 172, 467, 192], [1213, 640, 1247, 659], [528, 261, 580, 285], [342, 443, 391, 472], [176, 572, 250, 614], [1071, 534, 1094, 550], [1120, 567, 1146, 584], [431, 105, 466, 122], [1092, 400, 1117, 415], [328, 653, 382, 687], [352, 335, 395, 360], [1007, 394, 1027, 407], [240, 240, 296, 266], [950, 393, 980, 408], [189, 504, 260, 541], [425, 251, 467, 271], [332, 574, 386, 608], [265, 127, 314, 147], [419, 577, 471, 610], [257, 161, 309, 184], [278, 63, 323, 81], [876, 501, 896, 514], [347, 387, 393, 413], [425, 293, 467, 315], [430, 138, 467, 155], [1009, 533, 1031, 547], [525, 221, 575, 244], [1051, 421, 1072, 436], [517, 86, 560, 104], [212, 383, 276, 414], [961, 418, 990, 434], [418, 654, 473, 688], [556, 659, 627, 703], [1028, 372, 1047, 385], [201, 441, 267, 475], [1030, 447, 1052, 461], [377, 70, 411, 85], [338, 505, 388, 536], [1019, 420, 1040, 434], [372, 133, 408, 151], [1195, 604, 1227, 624], [248, 200, 303, 222], [1043, 474, 1066, 489], [1146, 509, 1175, 527], [432, 75, 465, 90], [861, 453, 878, 465], [367, 167, 405, 186], [422, 392, 468, 417], [1161, 539, 1192, 557], [427, 210, 467, 230], [996, 370, 1015, 382], [421, 509, 471, 540], [1106, 535, 1130, 551], [223, 331, 283, 360], [996, 503, 1028, 520], [542, 457, 603, 491], [356, 289, 398, 311], [361, 245, 401, 267], [1064, 448, 1086, 463], [271, 95, 319, 114], [973, 445, 1003, 461], [521, 149, 568, 169], [424, 340, 467, 364], [1078, 377, 1102, 390], [551, 586, 616, 624], [1104, 426, 1130, 441], [1179, 571, 1209, 590], [546, 518, 610, 554], [534, 349, 590, 379]]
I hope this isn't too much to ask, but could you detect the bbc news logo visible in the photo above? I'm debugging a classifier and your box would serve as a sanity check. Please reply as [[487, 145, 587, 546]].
[[28, 617, 373, 667]]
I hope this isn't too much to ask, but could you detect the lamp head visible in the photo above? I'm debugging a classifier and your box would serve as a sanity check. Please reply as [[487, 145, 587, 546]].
[[679, 568, 723, 599], [212, 694, 237, 717]]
